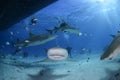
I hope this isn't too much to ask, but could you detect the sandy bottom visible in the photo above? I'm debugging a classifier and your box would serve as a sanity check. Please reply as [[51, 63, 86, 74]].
[[0, 53, 120, 80]]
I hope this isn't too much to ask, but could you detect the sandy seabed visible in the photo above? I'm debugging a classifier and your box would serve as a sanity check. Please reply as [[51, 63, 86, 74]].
[[0, 53, 120, 80]]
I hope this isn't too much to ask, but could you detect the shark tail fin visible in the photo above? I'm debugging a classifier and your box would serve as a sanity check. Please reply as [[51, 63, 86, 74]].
[[11, 42, 16, 47]]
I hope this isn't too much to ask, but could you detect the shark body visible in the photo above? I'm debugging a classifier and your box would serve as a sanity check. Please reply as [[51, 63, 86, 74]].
[[14, 33, 57, 47], [46, 22, 82, 36], [100, 33, 120, 60]]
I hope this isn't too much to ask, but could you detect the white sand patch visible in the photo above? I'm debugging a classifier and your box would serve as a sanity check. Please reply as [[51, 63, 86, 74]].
[[0, 53, 120, 80]]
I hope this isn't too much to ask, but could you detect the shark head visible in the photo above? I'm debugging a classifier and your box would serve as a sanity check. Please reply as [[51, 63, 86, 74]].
[[47, 47, 68, 61], [63, 27, 82, 36]]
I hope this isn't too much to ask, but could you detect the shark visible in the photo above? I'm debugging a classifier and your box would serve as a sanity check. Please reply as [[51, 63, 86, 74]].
[[46, 22, 82, 36], [100, 32, 120, 60], [13, 33, 57, 47], [35, 47, 76, 62]]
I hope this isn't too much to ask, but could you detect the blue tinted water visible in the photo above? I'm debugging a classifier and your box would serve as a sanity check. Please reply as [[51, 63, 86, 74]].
[[0, 0, 120, 80]]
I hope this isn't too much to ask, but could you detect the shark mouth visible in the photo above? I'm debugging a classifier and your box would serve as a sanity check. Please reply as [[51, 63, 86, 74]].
[[47, 47, 68, 61], [49, 54, 65, 59]]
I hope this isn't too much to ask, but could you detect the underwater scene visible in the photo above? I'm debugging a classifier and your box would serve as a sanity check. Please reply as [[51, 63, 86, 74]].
[[0, 0, 120, 80]]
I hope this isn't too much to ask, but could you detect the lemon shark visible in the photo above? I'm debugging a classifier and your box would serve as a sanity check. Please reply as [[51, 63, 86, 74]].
[[46, 22, 82, 36], [35, 47, 76, 62], [13, 33, 57, 47], [100, 32, 120, 60]]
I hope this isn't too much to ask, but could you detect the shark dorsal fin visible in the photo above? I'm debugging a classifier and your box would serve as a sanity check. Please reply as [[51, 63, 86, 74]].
[[29, 32, 35, 37], [110, 34, 116, 38], [54, 27, 58, 29]]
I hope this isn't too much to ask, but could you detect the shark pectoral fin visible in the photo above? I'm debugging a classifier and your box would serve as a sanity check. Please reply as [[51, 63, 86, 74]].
[[45, 29, 53, 34], [108, 56, 113, 60], [66, 59, 77, 62], [24, 43, 28, 47], [11, 42, 16, 47], [109, 57, 113, 60], [29, 32, 35, 37], [39, 58, 51, 62], [110, 34, 116, 38], [31, 58, 49, 63]]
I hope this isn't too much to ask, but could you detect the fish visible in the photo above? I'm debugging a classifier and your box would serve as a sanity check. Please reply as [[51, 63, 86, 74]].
[[100, 32, 120, 60], [12, 48, 22, 55], [13, 33, 57, 47], [6, 41, 10, 45], [10, 31, 14, 35], [44, 46, 72, 57], [46, 22, 82, 36], [0, 53, 6, 59], [30, 18, 38, 26], [36, 47, 75, 62]]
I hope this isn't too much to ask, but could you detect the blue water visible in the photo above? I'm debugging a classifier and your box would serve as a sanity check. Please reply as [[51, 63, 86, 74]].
[[0, 0, 120, 57], [0, 0, 120, 80]]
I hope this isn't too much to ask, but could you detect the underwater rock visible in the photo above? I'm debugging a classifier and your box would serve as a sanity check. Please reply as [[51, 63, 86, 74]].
[[86, 57, 90, 62], [67, 70, 71, 73]]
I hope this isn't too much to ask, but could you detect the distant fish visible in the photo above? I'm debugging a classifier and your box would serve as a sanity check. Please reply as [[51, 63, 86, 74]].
[[0, 53, 6, 59], [40, 47, 69, 62], [10, 32, 14, 35], [100, 32, 120, 60], [6, 41, 10, 45], [30, 18, 38, 26], [38, 47, 76, 62], [13, 33, 57, 47], [46, 22, 82, 36], [25, 26, 30, 32], [12, 48, 22, 55]]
